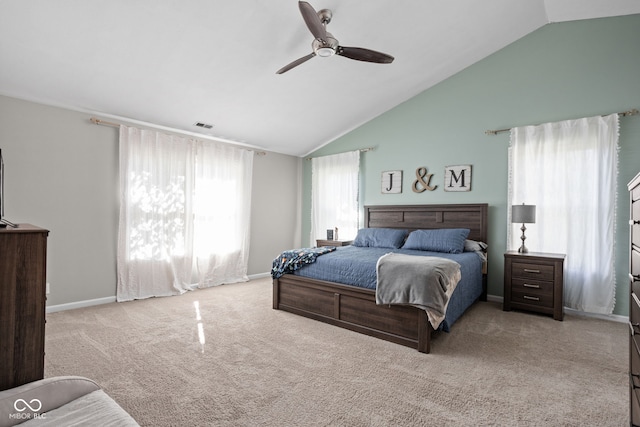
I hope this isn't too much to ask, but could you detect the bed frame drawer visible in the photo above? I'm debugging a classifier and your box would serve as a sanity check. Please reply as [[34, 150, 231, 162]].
[[277, 280, 335, 318], [339, 293, 419, 339]]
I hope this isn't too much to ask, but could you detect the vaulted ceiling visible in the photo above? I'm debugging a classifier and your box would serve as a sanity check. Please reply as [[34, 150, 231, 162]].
[[1, 1, 638, 157]]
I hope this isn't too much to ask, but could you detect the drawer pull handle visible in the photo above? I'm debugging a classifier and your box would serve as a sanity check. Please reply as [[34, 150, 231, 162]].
[[631, 274, 640, 282], [523, 283, 540, 289], [523, 269, 541, 274], [630, 220, 640, 225], [523, 295, 540, 301], [631, 373, 640, 389]]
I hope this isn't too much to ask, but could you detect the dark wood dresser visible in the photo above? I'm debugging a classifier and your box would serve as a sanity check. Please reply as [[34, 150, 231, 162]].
[[503, 251, 565, 321], [628, 172, 640, 426], [0, 224, 49, 391]]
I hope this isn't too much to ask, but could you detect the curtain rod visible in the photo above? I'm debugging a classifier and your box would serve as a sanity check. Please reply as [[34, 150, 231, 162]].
[[90, 117, 119, 127], [89, 117, 267, 155], [305, 147, 374, 161], [484, 108, 639, 136]]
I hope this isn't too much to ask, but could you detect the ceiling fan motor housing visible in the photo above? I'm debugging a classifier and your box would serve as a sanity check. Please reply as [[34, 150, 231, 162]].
[[313, 33, 338, 57], [317, 8, 332, 24]]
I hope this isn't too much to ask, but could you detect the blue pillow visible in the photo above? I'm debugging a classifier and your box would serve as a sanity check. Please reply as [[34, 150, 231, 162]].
[[352, 228, 408, 249], [402, 228, 470, 253]]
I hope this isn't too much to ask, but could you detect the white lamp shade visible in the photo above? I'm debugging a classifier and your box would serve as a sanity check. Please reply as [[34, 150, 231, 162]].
[[512, 204, 536, 224]]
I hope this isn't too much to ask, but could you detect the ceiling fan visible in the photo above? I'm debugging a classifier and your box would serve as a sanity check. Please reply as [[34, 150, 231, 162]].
[[276, 1, 395, 74]]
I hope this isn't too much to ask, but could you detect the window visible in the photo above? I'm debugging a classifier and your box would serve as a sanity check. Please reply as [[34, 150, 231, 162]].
[[117, 126, 253, 301], [508, 114, 619, 314], [311, 151, 360, 243]]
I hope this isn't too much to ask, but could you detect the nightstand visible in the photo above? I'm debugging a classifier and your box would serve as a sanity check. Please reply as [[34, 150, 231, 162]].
[[316, 239, 352, 247], [503, 251, 565, 321]]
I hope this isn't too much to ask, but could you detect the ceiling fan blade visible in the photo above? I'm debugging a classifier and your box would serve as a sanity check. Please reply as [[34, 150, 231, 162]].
[[276, 52, 316, 74], [298, 1, 326, 40], [336, 46, 395, 64]]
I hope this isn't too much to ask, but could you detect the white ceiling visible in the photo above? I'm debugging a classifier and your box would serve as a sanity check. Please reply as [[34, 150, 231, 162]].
[[1, 1, 638, 157]]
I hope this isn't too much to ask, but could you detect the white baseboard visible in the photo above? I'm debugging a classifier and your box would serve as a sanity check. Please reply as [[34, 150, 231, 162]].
[[46, 296, 116, 314], [563, 307, 628, 323], [486, 294, 503, 303], [46, 282, 628, 324], [486, 294, 628, 323], [46, 274, 272, 313]]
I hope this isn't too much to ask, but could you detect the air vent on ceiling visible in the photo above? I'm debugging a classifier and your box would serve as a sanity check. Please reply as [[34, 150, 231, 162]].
[[194, 122, 214, 129]]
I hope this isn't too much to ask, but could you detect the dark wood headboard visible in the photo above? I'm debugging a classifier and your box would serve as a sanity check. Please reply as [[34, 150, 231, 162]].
[[364, 204, 488, 244]]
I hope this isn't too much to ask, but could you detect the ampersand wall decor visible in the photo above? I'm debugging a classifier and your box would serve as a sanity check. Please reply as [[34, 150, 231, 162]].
[[412, 167, 437, 193]]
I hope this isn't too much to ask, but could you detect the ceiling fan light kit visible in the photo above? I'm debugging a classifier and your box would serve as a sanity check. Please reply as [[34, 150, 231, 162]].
[[316, 47, 335, 57], [276, 1, 395, 74]]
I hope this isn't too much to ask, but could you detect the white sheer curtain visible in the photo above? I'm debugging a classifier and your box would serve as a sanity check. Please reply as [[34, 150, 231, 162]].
[[193, 141, 253, 288], [117, 126, 253, 301], [311, 151, 360, 244], [508, 114, 619, 314]]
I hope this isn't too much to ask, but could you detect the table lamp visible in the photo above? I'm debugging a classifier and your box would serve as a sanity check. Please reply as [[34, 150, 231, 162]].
[[512, 203, 536, 253]]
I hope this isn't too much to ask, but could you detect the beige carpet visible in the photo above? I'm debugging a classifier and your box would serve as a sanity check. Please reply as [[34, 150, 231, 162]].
[[45, 277, 627, 426]]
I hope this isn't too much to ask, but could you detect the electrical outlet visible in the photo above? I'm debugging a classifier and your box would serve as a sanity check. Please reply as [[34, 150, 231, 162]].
[[46, 282, 50, 295]]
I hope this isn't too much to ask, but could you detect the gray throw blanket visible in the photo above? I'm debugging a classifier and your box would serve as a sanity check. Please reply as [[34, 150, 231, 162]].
[[376, 253, 461, 329]]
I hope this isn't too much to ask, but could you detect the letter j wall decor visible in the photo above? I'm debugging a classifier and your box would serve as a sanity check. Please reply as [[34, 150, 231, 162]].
[[444, 165, 472, 192], [381, 170, 402, 194]]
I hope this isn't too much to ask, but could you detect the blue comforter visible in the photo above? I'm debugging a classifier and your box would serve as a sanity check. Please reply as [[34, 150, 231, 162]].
[[289, 246, 484, 332]]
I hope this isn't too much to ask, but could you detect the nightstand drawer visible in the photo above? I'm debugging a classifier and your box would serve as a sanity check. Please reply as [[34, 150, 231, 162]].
[[511, 290, 554, 308], [511, 278, 554, 295], [511, 262, 555, 281]]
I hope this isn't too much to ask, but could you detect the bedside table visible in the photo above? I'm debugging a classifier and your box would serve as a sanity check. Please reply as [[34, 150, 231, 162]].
[[503, 251, 565, 321], [316, 239, 352, 247]]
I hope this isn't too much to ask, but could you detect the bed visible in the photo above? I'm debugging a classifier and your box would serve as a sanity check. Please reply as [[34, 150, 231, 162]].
[[272, 203, 488, 353]]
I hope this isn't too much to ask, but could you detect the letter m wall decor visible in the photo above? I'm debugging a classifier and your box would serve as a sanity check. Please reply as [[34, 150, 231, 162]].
[[444, 165, 472, 192]]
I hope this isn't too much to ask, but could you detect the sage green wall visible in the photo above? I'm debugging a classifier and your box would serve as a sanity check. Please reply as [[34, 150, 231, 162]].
[[302, 15, 640, 316]]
